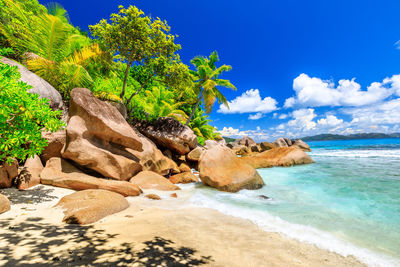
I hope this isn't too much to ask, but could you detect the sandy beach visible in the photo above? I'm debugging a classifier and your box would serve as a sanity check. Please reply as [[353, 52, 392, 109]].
[[0, 185, 364, 266]]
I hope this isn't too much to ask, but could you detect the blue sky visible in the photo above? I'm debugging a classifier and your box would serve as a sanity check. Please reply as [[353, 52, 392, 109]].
[[41, 0, 400, 141]]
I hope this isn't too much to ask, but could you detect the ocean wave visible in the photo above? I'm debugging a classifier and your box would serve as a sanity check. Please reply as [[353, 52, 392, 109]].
[[186, 191, 400, 267], [310, 149, 400, 158]]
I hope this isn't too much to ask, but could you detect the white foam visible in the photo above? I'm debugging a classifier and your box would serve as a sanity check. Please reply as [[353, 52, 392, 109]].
[[311, 149, 400, 159], [186, 191, 400, 267]]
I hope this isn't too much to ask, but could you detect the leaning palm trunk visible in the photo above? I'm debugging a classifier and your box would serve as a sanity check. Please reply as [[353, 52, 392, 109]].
[[186, 88, 204, 125]]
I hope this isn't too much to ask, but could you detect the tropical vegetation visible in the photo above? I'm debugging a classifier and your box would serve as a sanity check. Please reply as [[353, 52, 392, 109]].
[[0, 0, 235, 149], [0, 62, 63, 164]]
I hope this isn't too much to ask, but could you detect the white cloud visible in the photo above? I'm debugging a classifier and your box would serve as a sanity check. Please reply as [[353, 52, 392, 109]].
[[248, 112, 264, 120], [218, 89, 278, 114], [218, 127, 246, 137], [395, 40, 400, 49], [278, 113, 289, 119], [284, 73, 398, 108], [317, 115, 343, 127], [287, 108, 317, 131], [343, 98, 400, 126]]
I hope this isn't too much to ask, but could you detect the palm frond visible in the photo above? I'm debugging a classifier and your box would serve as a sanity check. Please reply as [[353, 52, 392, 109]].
[[211, 64, 232, 78], [214, 78, 237, 90]]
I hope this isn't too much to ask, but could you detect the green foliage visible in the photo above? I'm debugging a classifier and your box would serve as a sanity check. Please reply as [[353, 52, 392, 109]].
[[0, 0, 109, 98], [0, 63, 64, 163], [0, 47, 15, 57], [186, 51, 236, 125], [89, 5, 181, 103]]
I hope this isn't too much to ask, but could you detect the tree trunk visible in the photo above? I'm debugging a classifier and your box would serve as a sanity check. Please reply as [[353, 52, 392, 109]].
[[120, 62, 131, 99], [186, 88, 204, 126]]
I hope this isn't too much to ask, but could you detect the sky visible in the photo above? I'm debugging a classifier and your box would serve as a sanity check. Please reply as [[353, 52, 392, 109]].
[[41, 0, 400, 141]]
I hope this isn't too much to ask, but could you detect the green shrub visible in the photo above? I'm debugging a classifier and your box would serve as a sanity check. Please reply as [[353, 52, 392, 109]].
[[0, 62, 64, 164]]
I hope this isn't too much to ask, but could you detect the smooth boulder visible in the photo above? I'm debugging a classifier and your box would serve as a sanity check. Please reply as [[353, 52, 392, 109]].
[[40, 130, 66, 164], [259, 142, 276, 151], [0, 57, 63, 110], [56, 189, 129, 225], [274, 138, 289, 147], [16, 155, 43, 190], [241, 146, 314, 168], [0, 160, 18, 188], [198, 145, 264, 192], [234, 136, 256, 147], [62, 88, 143, 181], [293, 139, 311, 152], [41, 158, 142, 196], [127, 134, 179, 176], [130, 171, 180, 191], [0, 194, 10, 214], [169, 172, 199, 184], [135, 117, 198, 155], [186, 147, 205, 161]]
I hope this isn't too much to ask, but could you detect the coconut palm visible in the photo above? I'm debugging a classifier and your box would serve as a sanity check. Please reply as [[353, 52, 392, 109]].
[[186, 51, 236, 125]]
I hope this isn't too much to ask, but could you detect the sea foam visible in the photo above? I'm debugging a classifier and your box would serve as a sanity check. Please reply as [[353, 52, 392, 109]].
[[186, 190, 400, 267]]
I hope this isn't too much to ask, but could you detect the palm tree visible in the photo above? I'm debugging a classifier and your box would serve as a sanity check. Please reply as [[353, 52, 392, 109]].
[[186, 51, 236, 125]]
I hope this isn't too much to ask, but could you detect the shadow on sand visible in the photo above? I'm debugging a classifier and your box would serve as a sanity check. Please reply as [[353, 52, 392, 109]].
[[0, 217, 212, 266]]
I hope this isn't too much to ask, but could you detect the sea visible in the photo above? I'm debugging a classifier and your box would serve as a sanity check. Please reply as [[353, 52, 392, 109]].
[[177, 138, 400, 266]]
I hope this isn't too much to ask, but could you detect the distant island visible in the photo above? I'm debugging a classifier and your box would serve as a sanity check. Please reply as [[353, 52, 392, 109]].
[[302, 132, 400, 141]]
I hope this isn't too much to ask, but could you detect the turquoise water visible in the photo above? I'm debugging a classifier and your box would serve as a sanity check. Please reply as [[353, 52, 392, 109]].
[[187, 138, 400, 266]]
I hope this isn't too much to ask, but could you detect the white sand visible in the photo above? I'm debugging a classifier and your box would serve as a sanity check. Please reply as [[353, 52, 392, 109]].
[[0, 185, 364, 266]]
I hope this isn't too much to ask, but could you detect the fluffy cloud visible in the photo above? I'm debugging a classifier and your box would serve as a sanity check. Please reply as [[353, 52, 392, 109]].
[[218, 89, 278, 114], [343, 98, 400, 126], [287, 108, 317, 131], [317, 115, 343, 127], [284, 73, 399, 108], [248, 112, 264, 120], [218, 127, 246, 137]]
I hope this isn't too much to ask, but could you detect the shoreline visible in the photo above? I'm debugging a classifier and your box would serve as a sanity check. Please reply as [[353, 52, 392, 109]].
[[0, 185, 366, 266]]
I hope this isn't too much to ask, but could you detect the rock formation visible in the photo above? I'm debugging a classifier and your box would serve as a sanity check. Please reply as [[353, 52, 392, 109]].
[[134, 117, 198, 155], [130, 171, 180, 191], [16, 155, 42, 190], [41, 158, 142, 196], [0, 194, 10, 214], [0, 160, 18, 188], [0, 57, 64, 110], [62, 88, 144, 181], [198, 144, 264, 192], [241, 146, 314, 168], [56, 189, 129, 224], [40, 130, 66, 164], [169, 172, 199, 184]]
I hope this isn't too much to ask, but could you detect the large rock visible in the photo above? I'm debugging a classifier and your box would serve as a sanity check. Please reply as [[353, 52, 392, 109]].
[[16, 155, 43, 190], [0, 160, 18, 188], [186, 147, 205, 162], [40, 130, 66, 164], [0, 194, 10, 214], [293, 139, 311, 152], [274, 138, 289, 147], [0, 57, 63, 110], [62, 88, 144, 181], [234, 136, 256, 147], [135, 117, 198, 155], [127, 134, 179, 176], [41, 158, 142, 197], [56, 189, 129, 225], [232, 145, 251, 156], [241, 147, 314, 168], [259, 142, 276, 151], [198, 145, 264, 192], [169, 172, 199, 184], [130, 171, 180, 191]]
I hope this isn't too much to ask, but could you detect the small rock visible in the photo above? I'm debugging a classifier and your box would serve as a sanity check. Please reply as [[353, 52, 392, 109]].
[[170, 193, 178, 198], [145, 194, 161, 200], [0, 194, 11, 214], [258, 195, 271, 200]]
